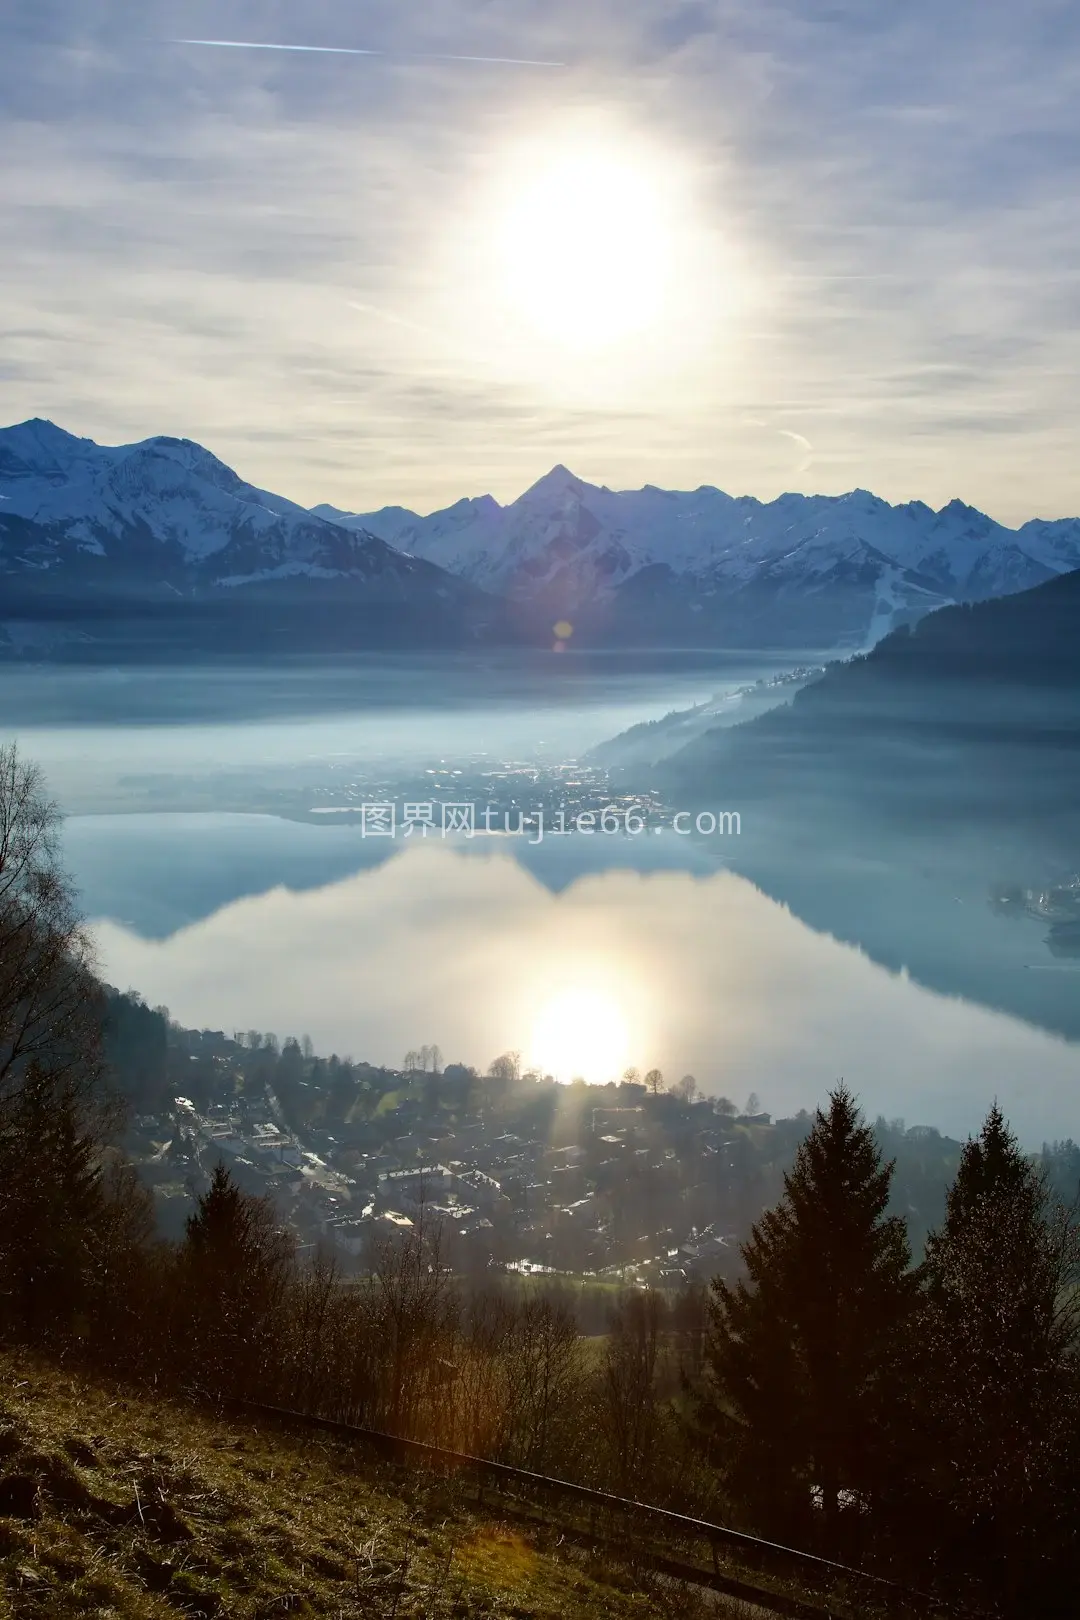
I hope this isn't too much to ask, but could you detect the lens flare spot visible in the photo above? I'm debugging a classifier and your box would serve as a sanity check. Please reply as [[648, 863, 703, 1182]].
[[456, 1527, 536, 1588]]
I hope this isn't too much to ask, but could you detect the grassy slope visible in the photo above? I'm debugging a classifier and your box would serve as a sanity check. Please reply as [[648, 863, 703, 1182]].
[[0, 1351, 730, 1620]]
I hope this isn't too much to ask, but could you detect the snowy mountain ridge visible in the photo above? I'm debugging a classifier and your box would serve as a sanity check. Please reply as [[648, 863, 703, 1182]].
[[314, 466, 1080, 628], [0, 418, 392, 579], [0, 419, 501, 653], [2, 418, 1078, 652]]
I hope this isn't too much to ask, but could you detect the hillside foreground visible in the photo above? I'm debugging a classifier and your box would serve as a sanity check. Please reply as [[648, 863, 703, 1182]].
[[0, 1350, 739, 1620]]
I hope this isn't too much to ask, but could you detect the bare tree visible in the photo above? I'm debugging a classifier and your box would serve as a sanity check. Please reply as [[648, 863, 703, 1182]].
[[283, 1245, 341, 1413], [488, 1051, 521, 1084], [676, 1074, 699, 1104], [601, 1290, 668, 1492], [644, 1068, 664, 1095], [368, 1203, 455, 1438], [0, 745, 103, 1106], [506, 1291, 581, 1471], [454, 1286, 516, 1456]]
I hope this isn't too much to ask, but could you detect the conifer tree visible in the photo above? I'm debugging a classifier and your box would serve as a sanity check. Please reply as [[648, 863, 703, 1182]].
[[0, 1064, 103, 1342], [919, 1105, 1080, 1610], [179, 1163, 293, 1399], [701, 1086, 916, 1547]]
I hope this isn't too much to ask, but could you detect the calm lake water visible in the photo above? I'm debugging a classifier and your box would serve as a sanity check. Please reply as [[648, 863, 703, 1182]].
[[2, 653, 1078, 1145]]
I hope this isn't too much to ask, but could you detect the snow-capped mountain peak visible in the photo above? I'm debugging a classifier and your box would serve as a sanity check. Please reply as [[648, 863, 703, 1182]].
[[320, 465, 1080, 646], [0, 421, 487, 622], [0, 418, 98, 480], [519, 463, 596, 503]]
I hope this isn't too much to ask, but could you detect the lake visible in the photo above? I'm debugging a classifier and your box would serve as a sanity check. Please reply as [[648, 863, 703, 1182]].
[[3, 652, 1078, 1146]]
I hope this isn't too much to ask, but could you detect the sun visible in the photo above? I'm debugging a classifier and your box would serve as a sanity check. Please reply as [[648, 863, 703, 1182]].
[[496, 142, 673, 349], [530, 986, 630, 1083]]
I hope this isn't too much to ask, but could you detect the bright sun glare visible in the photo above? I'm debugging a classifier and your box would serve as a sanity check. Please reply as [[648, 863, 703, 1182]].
[[498, 145, 673, 348], [530, 987, 630, 1083]]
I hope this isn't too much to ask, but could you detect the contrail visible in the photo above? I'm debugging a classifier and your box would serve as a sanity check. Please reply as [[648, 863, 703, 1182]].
[[347, 301, 437, 338], [172, 39, 566, 68]]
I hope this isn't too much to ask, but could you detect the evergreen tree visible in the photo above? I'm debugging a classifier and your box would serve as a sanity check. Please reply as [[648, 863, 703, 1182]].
[[0, 1064, 103, 1342], [701, 1086, 916, 1548], [84, 1154, 157, 1368], [919, 1105, 1080, 1611], [179, 1163, 294, 1399]]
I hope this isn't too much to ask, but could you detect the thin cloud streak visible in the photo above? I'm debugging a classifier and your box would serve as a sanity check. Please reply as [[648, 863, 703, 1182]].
[[171, 39, 567, 68], [777, 427, 813, 472], [347, 301, 435, 336]]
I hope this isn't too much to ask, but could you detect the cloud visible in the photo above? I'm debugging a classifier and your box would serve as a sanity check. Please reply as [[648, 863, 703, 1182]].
[[1, 2, 1079, 518], [776, 428, 813, 473]]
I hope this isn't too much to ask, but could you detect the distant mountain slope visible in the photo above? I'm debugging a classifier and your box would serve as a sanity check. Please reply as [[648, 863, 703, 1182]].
[[814, 562, 1080, 686], [0, 420, 502, 654], [590, 665, 824, 768], [660, 567, 1080, 843], [321, 467, 1080, 648], [643, 569, 1080, 1045]]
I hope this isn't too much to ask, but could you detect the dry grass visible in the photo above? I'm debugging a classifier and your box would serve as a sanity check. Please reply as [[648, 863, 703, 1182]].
[[0, 1349, 719, 1620]]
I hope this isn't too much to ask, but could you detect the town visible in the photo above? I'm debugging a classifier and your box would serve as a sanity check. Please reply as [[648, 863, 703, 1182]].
[[111, 993, 792, 1285], [107, 990, 985, 1285]]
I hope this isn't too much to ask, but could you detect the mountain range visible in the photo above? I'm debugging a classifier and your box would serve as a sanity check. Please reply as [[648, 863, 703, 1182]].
[[0, 419, 497, 655], [3, 418, 1080, 655], [318, 464, 1080, 647]]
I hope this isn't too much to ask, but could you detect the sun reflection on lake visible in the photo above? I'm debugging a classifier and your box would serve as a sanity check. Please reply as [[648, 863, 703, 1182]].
[[529, 985, 631, 1083], [87, 840, 1080, 1143]]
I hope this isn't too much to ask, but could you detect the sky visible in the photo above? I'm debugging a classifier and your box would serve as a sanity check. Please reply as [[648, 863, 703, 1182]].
[[3, 1, 1080, 521]]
